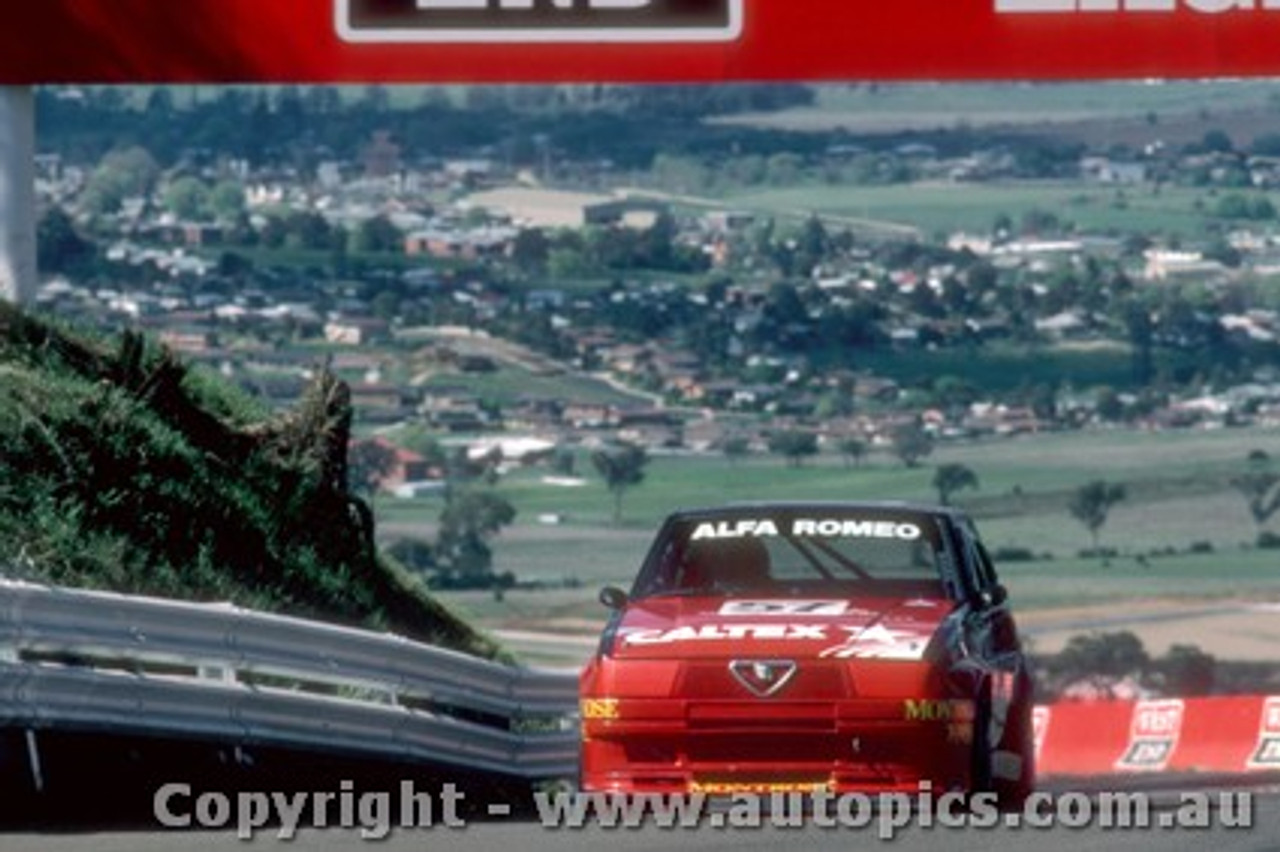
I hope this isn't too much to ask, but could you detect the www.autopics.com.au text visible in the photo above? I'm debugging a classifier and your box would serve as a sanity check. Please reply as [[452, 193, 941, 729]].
[[152, 780, 1254, 841]]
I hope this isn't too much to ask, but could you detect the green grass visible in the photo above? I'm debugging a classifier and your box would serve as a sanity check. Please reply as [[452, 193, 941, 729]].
[[384, 424, 1280, 552], [999, 548, 1280, 611], [0, 305, 503, 659], [486, 426, 1267, 527], [417, 366, 643, 407], [726, 181, 1217, 239], [718, 80, 1280, 130], [410, 426, 1280, 650], [435, 546, 1280, 638], [854, 341, 1201, 393]]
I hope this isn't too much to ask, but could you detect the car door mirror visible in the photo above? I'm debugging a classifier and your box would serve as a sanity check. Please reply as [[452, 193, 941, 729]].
[[982, 584, 1009, 608], [599, 585, 629, 611]]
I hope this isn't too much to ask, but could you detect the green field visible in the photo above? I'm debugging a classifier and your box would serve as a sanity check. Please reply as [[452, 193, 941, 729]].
[[437, 545, 1280, 633], [717, 80, 1280, 131], [726, 181, 1219, 239], [416, 366, 645, 408], [388, 425, 1280, 663], [855, 341, 1203, 393], [813, 81, 1280, 118], [381, 427, 1280, 614]]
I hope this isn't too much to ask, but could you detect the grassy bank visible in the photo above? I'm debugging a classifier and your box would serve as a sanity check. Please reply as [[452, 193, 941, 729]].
[[0, 305, 502, 659]]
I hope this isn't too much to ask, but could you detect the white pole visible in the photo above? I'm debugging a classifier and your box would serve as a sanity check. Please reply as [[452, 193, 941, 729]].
[[0, 86, 36, 305]]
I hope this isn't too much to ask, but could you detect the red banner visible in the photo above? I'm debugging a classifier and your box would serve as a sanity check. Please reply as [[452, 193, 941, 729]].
[[1037, 695, 1280, 778], [5, 1, 1280, 83]]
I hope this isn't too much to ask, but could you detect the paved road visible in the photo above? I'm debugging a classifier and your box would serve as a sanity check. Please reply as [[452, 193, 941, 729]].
[[7, 791, 1277, 852]]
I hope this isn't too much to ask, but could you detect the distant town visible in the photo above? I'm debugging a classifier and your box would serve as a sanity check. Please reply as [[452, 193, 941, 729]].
[[29, 84, 1280, 496]]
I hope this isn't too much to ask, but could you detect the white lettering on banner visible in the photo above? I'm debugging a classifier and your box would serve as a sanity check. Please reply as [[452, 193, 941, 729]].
[[1032, 706, 1051, 761], [1115, 699, 1184, 772], [1135, 703, 1182, 736], [1249, 697, 1280, 768], [622, 624, 829, 645], [997, 0, 1280, 12], [719, 600, 850, 616], [1266, 699, 1280, 733], [690, 519, 922, 540], [1256, 740, 1280, 764]]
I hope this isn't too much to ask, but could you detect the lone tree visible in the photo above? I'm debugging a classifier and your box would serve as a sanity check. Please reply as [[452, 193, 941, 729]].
[[837, 437, 867, 468], [767, 430, 819, 468], [1069, 480, 1128, 554], [1056, 631, 1150, 695], [1233, 449, 1280, 528], [933, 463, 979, 506], [890, 421, 934, 468], [434, 487, 517, 588], [721, 435, 751, 467], [592, 441, 649, 524], [347, 439, 399, 497]]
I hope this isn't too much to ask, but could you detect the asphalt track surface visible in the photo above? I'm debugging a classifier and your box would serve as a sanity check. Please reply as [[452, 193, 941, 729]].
[[7, 788, 1279, 852]]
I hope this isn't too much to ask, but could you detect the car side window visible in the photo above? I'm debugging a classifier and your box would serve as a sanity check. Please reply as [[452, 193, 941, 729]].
[[962, 523, 998, 592]]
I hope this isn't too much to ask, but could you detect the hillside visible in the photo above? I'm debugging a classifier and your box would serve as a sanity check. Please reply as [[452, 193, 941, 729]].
[[0, 303, 502, 660]]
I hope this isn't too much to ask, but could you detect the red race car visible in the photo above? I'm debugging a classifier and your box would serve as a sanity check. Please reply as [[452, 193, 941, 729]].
[[580, 501, 1034, 803]]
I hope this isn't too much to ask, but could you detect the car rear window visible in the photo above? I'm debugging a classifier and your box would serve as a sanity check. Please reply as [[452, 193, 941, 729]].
[[633, 509, 953, 600]]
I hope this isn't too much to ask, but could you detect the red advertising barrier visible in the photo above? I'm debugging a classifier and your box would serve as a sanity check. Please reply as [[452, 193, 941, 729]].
[[1035, 695, 1280, 778], [5, 1, 1280, 84]]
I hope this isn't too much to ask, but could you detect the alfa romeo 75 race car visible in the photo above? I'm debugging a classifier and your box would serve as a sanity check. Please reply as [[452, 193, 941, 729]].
[[579, 502, 1034, 802]]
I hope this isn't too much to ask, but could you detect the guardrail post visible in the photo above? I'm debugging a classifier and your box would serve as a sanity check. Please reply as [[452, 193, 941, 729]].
[[24, 729, 44, 793]]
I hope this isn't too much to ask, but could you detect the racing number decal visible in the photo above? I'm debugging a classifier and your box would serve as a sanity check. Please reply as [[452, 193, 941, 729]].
[[718, 600, 850, 616]]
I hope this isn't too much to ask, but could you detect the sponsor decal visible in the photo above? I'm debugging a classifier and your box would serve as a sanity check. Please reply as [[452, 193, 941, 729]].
[[1115, 699, 1184, 772], [1032, 706, 1051, 762], [622, 623, 828, 645], [580, 698, 620, 720], [691, 780, 829, 794], [621, 619, 932, 657], [718, 600, 851, 617], [997, 0, 1280, 12], [904, 700, 975, 744], [817, 623, 930, 660], [792, 519, 922, 540], [903, 699, 975, 723], [728, 659, 797, 697], [1248, 696, 1280, 768], [690, 519, 923, 541], [691, 519, 779, 540], [337, 0, 743, 43]]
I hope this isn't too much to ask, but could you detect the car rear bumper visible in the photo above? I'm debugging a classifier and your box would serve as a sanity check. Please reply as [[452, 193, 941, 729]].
[[580, 697, 974, 794]]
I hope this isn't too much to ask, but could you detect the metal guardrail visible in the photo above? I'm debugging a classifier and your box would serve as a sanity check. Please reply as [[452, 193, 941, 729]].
[[0, 580, 581, 781]]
